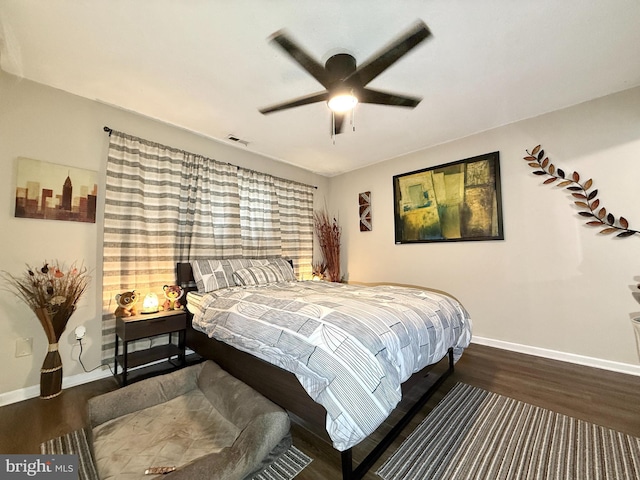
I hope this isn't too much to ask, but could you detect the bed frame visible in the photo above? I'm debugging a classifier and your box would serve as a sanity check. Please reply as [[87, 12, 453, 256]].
[[177, 262, 454, 480]]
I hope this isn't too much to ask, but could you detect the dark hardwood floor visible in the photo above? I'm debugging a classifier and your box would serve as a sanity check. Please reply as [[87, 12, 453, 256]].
[[1, 343, 639, 479]]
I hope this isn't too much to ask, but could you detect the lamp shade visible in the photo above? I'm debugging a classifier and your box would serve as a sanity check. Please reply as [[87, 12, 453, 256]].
[[142, 292, 159, 314]]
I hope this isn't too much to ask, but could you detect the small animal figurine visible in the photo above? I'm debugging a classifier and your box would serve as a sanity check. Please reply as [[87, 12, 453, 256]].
[[114, 290, 140, 317], [163, 285, 184, 311]]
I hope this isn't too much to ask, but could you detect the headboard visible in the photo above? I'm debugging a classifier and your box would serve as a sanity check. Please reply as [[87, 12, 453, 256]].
[[176, 262, 197, 293]]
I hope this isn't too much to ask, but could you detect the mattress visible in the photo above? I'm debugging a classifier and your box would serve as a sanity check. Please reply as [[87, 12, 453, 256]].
[[188, 281, 472, 451]]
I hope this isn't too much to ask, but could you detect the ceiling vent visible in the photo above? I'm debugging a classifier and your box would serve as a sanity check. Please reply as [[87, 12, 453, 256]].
[[226, 134, 249, 147]]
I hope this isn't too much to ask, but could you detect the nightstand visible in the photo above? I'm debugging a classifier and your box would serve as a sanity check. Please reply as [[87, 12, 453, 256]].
[[114, 309, 187, 386]]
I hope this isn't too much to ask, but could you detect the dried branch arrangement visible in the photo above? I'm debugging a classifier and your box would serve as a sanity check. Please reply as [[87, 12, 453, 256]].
[[2, 261, 90, 341], [2, 260, 90, 398], [313, 208, 342, 282], [524, 145, 638, 238]]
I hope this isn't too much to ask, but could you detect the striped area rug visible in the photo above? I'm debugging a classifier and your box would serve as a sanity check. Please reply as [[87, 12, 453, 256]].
[[253, 446, 312, 480], [377, 383, 640, 480], [41, 429, 311, 480], [41, 428, 99, 480]]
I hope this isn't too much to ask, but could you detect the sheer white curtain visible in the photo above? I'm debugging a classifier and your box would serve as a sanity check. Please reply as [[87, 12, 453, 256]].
[[102, 131, 314, 362]]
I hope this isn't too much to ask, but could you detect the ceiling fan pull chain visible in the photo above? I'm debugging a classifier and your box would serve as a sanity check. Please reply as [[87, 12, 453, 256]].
[[352, 107, 356, 132], [332, 111, 336, 144]]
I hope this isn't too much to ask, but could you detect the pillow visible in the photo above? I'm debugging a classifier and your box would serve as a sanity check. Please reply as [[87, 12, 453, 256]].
[[233, 265, 285, 286], [267, 258, 296, 282], [191, 259, 235, 293], [191, 258, 293, 292], [226, 258, 269, 272]]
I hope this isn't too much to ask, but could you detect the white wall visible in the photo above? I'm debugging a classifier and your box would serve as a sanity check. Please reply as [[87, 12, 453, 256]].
[[2, 70, 638, 403], [329, 86, 640, 371], [0, 72, 328, 399]]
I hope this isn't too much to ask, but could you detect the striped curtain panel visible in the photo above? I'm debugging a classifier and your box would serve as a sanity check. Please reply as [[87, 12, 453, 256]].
[[238, 169, 281, 257], [102, 131, 314, 362], [178, 153, 242, 260], [274, 177, 314, 280]]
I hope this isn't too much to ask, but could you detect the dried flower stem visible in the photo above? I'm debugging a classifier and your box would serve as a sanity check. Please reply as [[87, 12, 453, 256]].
[[314, 209, 342, 282], [2, 261, 90, 341]]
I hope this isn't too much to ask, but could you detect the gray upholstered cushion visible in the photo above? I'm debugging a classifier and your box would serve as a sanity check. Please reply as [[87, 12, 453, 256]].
[[88, 361, 290, 480]]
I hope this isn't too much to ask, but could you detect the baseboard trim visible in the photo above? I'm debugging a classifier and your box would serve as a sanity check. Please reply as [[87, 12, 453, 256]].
[[0, 368, 113, 407], [0, 349, 198, 407], [472, 336, 640, 377], [2, 342, 638, 406]]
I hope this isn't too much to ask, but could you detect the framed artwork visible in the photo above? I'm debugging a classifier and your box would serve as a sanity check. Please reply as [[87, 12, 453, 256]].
[[393, 151, 503, 243], [14, 157, 98, 223], [359, 191, 372, 231]]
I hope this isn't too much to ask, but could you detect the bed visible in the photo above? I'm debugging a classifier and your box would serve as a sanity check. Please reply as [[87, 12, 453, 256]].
[[177, 259, 472, 479]]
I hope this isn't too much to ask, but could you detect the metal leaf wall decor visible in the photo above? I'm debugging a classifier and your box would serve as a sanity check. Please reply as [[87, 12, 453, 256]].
[[523, 145, 638, 238]]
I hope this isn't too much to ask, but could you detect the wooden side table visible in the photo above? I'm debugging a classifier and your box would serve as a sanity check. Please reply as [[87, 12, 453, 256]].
[[114, 309, 187, 386]]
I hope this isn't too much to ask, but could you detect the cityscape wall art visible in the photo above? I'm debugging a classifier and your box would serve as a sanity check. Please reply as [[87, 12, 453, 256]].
[[14, 157, 98, 223]]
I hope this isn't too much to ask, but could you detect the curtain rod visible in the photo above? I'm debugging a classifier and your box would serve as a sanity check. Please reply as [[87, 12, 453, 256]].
[[103, 126, 317, 190]]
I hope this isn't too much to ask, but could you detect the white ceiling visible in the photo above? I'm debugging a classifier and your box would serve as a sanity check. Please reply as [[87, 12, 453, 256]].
[[2, 1, 640, 176]]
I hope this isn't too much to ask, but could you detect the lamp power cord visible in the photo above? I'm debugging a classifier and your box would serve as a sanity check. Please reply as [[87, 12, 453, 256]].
[[77, 337, 114, 376]]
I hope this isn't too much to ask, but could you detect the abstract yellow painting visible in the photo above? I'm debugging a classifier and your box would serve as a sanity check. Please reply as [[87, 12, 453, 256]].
[[393, 152, 503, 243]]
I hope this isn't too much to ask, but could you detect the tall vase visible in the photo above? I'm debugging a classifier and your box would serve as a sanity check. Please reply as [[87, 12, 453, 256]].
[[35, 308, 63, 399], [632, 317, 640, 362], [40, 343, 63, 399]]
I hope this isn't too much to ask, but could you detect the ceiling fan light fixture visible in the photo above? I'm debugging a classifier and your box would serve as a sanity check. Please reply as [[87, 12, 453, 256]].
[[260, 20, 431, 135], [327, 93, 358, 113]]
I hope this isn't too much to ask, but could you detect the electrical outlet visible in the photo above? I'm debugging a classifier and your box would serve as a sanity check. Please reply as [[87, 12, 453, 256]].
[[16, 337, 33, 357], [75, 325, 86, 340]]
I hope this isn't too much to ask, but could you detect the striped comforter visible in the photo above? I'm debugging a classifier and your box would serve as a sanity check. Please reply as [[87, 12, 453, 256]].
[[190, 281, 472, 451]]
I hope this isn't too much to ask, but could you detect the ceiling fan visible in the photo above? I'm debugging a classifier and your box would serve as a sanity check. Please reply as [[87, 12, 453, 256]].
[[259, 20, 432, 136]]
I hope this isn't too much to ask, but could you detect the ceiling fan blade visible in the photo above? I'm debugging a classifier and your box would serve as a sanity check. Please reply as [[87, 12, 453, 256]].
[[332, 112, 347, 136], [259, 91, 330, 114], [358, 88, 422, 108], [347, 20, 431, 87], [270, 30, 332, 88]]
